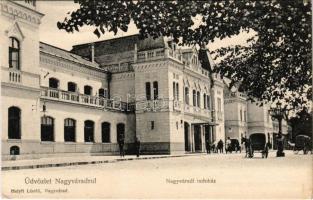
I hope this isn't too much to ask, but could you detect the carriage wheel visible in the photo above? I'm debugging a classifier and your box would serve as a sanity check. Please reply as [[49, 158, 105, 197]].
[[250, 149, 254, 158], [304, 147, 307, 155]]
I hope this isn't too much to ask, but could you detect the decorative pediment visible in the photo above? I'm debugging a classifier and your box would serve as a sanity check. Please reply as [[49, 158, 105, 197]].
[[5, 22, 24, 41], [197, 82, 202, 91], [204, 86, 208, 93], [184, 79, 190, 87]]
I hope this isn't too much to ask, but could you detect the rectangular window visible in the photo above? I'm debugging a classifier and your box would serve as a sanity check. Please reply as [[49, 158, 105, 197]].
[[9, 48, 20, 69], [240, 109, 243, 121], [176, 83, 179, 100], [151, 121, 155, 130], [153, 81, 158, 100], [173, 82, 176, 100], [145, 82, 151, 100], [244, 110, 247, 122], [193, 90, 196, 106], [217, 98, 221, 112]]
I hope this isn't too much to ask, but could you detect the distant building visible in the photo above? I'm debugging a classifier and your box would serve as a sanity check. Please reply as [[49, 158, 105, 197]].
[[224, 87, 248, 140], [224, 84, 288, 148]]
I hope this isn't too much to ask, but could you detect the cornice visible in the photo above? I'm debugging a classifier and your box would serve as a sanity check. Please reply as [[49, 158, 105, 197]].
[[40, 54, 106, 80], [112, 72, 135, 81], [1, 1, 43, 26], [132, 60, 168, 72], [1, 82, 41, 93]]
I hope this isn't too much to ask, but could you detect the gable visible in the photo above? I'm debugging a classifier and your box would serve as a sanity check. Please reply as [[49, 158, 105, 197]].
[[5, 21, 25, 41]]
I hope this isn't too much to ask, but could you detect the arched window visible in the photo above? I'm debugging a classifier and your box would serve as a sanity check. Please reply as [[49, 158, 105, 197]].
[[98, 88, 105, 97], [41, 116, 54, 141], [68, 82, 77, 92], [101, 122, 111, 143], [49, 78, 59, 89], [193, 90, 196, 106], [203, 93, 207, 109], [9, 37, 20, 70], [117, 123, 125, 142], [64, 118, 76, 142], [153, 81, 158, 100], [84, 120, 94, 142], [8, 106, 21, 139], [185, 87, 189, 105], [197, 91, 200, 108], [10, 146, 20, 155], [206, 95, 211, 110], [84, 85, 92, 95], [146, 82, 151, 100]]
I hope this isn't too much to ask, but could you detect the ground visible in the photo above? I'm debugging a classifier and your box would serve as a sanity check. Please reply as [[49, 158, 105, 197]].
[[2, 151, 312, 199]]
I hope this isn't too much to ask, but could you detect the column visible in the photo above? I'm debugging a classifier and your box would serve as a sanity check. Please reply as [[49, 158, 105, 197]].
[[76, 119, 84, 143], [190, 125, 195, 152], [54, 118, 64, 142], [201, 125, 205, 152], [212, 126, 216, 142], [94, 122, 102, 143]]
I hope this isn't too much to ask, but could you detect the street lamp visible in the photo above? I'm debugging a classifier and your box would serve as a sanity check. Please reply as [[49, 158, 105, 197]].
[[269, 102, 288, 157]]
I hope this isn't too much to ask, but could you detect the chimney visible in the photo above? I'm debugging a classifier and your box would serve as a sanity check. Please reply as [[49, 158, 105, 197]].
[[90, 43, 95, 62]]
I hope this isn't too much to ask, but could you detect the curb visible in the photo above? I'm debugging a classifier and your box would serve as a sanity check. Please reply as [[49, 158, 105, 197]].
[[1, 153, 204, 171]]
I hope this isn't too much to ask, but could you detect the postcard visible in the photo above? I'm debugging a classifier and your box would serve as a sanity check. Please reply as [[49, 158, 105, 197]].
[[1, 0, 312, 199]]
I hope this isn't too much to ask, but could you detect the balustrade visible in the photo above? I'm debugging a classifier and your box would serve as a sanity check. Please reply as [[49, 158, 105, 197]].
[[2, 67, 40, 88], [40, 87, 133, 112], [9, 71, 21, 83], [136, 99, 170, 112]]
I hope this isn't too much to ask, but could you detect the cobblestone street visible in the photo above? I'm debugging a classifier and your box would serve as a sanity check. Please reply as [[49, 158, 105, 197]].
[[2, 151, 312, 199]]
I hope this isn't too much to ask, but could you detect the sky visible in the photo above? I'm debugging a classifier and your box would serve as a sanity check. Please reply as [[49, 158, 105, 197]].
[[37, 1, 253, 51]]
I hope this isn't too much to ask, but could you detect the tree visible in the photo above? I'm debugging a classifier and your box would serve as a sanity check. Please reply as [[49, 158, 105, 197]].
[[288, 109, 312, 141], [57, 0, 312, 113]]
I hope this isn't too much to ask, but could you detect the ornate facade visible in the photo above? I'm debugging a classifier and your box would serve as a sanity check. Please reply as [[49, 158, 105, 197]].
[[1, 0, 224, 159]]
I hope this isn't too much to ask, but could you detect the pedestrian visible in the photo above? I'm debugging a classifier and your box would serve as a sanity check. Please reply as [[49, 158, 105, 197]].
[[135, 137, 141, 157], [276, 133, 285, 157], [205, 139, 211, 154], [118, 134, 125, 157], [218, 139, 224, 153], [226, 137, 231, 154], [212, 140, 217, 153]]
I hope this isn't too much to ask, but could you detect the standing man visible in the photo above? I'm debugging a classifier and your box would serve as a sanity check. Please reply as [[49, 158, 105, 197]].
[[226, 137, 232, 153], [118, 133, 125, 157], [205, 138, 211, 154], [135, 137, 141, 157], [276, 133, 285, 157], [218, 139, 224, 153]]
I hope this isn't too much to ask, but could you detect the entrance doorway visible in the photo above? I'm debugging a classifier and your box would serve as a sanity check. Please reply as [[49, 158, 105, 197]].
[[184, 122, 190, 151], [194, 125, 202, 151], [117, 123, 125, 142]]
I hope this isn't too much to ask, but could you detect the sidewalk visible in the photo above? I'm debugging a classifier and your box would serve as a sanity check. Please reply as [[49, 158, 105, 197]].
[[1, 153, 206, 171]]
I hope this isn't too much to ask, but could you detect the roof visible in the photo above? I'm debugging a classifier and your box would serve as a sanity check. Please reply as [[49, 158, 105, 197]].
[[198, 49, 214, 72], [39, 42, 100, 69], [71, 34, 165, 58]]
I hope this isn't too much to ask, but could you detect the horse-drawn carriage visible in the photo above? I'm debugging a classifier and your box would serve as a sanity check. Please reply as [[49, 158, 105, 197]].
[[246, 133, 269, 158], [225, 139, 241, 153], [293, 135, 312, 154]]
